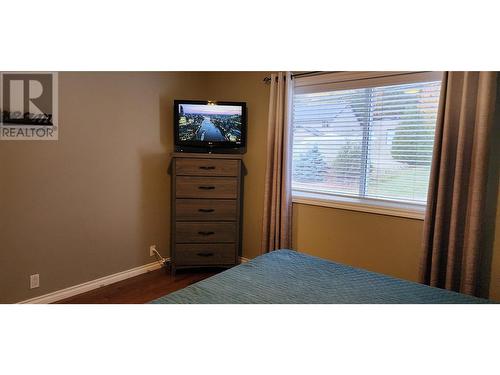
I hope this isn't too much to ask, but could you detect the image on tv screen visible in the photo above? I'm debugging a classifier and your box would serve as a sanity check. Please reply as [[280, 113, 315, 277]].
[[177, 104, 242, 143]]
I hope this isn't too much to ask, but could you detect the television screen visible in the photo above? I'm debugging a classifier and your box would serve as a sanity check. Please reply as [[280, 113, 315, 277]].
[[174, 101, 246, 152]]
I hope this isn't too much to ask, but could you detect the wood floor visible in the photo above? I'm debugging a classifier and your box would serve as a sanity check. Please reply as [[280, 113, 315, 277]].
[[56, 267, 221, 304]]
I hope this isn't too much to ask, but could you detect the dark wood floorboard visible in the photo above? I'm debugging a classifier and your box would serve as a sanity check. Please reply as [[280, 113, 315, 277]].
[[56, 267, 221, 304]]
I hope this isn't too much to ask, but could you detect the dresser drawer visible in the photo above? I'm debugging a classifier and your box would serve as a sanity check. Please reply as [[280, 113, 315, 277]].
[[175, 158, 239, 177], [176, 199, 237, 221], [175, 244, 236, 266], [176, 177, 238, 199], [175, 222, 236, 243]]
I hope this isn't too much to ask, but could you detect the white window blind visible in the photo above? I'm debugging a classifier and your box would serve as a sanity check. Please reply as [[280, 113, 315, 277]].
[[292, 72, 443, 209]]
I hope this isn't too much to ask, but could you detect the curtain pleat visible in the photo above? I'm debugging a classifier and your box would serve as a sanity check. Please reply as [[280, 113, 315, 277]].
[[261, 72, 293, 253], [420, 72, 498, 296]]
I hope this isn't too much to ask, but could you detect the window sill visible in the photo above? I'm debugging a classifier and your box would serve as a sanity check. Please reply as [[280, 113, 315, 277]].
[[292, 191, 425, 220]]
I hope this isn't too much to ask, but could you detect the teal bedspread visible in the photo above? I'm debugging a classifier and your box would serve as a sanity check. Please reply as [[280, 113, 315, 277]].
[[150, 250, 489, 304]]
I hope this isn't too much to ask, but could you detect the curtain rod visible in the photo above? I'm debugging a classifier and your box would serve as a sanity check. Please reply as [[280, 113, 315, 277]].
[[263, 71, 330, 84], [262, 71, 436, 84]]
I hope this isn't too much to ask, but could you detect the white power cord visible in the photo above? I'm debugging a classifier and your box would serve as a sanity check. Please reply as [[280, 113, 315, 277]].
[[152, 248, 168, 267]]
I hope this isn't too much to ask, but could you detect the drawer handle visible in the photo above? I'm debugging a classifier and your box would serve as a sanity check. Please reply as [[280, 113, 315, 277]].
[[198, 231, 215, 236], [198, 208, 215, 213], [197, 252, 214, 257], [198, 186, 215, 190], [199, 166, 216, 170]]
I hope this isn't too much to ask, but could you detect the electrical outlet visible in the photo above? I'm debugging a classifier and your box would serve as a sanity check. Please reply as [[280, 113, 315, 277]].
[[30, 274, 40, 289], [149, 245, 157, 257]]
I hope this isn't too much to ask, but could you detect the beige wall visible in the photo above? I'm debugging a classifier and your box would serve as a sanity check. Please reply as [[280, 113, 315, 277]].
[[0, 72, 208, 303], [292, 204, 425, 281], [205, 72, 272, 259]]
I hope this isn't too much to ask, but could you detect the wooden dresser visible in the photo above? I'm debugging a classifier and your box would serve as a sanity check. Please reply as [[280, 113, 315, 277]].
[[170, 153, 244, 274]]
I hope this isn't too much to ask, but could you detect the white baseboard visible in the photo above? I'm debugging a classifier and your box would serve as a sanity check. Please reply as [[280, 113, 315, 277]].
[[19, 255, 249, 304], [18, 260, 168, 304]]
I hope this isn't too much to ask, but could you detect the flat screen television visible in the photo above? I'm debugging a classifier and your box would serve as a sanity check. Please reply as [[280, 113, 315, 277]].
[[174, 100, 247, 153]]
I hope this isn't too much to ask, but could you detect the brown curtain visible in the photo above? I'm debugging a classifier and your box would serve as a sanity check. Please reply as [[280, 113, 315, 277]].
[[420, 71, 498, 296], [261, 72, 293, 253]]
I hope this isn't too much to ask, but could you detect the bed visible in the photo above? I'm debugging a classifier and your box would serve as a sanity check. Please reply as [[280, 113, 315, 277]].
[[150, 249, 489, 304]]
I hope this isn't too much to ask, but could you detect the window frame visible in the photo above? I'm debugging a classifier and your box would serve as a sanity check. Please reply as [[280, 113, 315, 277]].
[[291, 71, 443, 220]]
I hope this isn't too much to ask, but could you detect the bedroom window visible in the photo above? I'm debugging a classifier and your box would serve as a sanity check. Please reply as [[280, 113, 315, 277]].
[[291, 72, 443, 219]]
